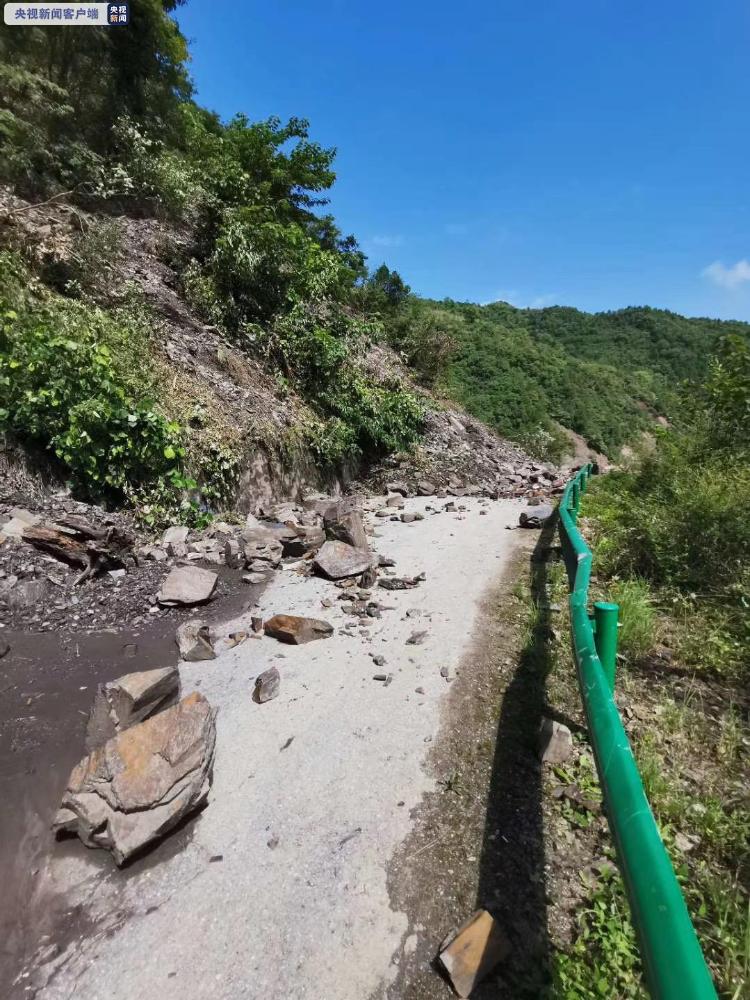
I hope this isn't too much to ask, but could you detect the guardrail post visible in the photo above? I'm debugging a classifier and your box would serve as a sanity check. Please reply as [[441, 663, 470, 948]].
[[594, 601, 619, 691]]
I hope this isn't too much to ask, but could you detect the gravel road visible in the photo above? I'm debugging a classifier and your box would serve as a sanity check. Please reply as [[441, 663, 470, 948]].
[[28, 496, 525, 1000]]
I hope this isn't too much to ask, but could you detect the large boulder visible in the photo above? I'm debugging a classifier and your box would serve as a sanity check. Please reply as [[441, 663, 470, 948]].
[[264, 614, 334, 644], [85, 666, 180, 752], [313, 540, 373, 580], [266, 522, 325, 558], [158, 566, 218, 606], [519, 504, 554, 528], [322, 498, 369, 551], [55, 692, 217, 866], [240, 528, 283, 568]]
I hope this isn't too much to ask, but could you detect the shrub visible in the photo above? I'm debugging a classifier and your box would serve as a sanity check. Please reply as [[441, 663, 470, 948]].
[[0, 253, 183, 499]]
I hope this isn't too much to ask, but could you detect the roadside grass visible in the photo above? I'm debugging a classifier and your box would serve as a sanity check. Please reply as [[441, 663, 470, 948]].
[[606, 578, 656, 661], [528, 504, 750, 999]]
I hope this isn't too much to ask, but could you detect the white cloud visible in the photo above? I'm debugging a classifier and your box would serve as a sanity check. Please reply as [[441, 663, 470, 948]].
[[702, 259, 750, 290], [368, 234, 404, 248], [528, 293, 556, 309], [481, 289, 557, 309]]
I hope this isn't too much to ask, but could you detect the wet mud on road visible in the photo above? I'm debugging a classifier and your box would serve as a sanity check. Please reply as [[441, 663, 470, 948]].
[[0, 577, 261, 998]]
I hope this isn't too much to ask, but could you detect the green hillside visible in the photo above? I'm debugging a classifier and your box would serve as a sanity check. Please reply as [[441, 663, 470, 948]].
[[378, 292, 750, 461]]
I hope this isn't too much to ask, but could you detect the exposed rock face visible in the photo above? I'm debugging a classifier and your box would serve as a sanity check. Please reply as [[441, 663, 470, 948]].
[[158, 566, 218, 606], [322, 499, 369, 551], [176, 620, 215, 662], [55, 692, 217, 866], [313, 540, 373, 580], [264, 614, 334, 644], [85, 666, 180, 752]]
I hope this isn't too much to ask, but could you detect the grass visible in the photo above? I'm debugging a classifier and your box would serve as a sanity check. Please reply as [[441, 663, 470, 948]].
[[607, 578, 656, 661]]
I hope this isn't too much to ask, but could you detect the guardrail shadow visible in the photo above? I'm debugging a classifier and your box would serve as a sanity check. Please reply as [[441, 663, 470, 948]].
[[472, 515, 558, 998]]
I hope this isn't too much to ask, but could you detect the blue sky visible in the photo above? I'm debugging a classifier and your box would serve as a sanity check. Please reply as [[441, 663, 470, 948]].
[[175, 0, 750, 321]]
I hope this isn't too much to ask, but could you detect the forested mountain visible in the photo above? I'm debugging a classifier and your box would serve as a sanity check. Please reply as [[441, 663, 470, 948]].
[[371, 286, 750, 459], [1, 0, 748, 504]]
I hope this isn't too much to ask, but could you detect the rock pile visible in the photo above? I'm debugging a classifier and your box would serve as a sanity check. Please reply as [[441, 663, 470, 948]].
[[356, 407, 565, 500]]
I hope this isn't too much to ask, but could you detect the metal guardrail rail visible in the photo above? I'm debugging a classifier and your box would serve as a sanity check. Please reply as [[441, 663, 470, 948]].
[[558, 464, 717, 999]]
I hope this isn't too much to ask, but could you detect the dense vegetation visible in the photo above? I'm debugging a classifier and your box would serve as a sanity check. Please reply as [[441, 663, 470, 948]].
[[2, 0, 749, 498], [373, 292, 750, 461], [0, 3, 423, 516], [558, 336, 750, 997]]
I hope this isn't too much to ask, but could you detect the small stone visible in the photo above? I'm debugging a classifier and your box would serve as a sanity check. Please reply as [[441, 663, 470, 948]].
[[254, 667, 280, 704], [440, 665, 450, 678], [386, 495, 405, 509], [162, 525, 190, 547], [226, 631, 249, 648], [674, 831, 699, 853], [224, 538, 243, 568], [243, 571, 270, 585], [539, 718, 573, 763], [378, 576, 420, 591], [416, 480, 435, 496], [372, 654, 386, 666], [0, 639, 9, 659], [415, 686, 426, 695], [406, 630, 428, 645], [438, 910, 509, 998], [373, 673, 388, 682], [176, 620, 215, 661], [401, 513, 417, 524], [386, 482, 409, 496]]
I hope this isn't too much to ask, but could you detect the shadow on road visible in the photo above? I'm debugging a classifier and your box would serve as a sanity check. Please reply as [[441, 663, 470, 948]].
[[472, 516, 558, 998]]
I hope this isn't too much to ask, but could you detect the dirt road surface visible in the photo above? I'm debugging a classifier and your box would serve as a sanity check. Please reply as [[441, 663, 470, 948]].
[[21, 496, 527, 1000]]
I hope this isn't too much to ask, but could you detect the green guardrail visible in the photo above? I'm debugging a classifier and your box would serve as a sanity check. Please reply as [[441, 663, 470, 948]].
[[558, 465, 717, 1000]]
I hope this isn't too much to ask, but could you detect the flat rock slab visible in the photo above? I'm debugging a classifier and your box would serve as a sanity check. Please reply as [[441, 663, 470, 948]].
[[264, 614, 334, 644], [86, 666, 180, 752], [55, 692, 217, 867], [437, 909, 509, 998], [158, 566, 218, 605], [313, 540, 373, 580]]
